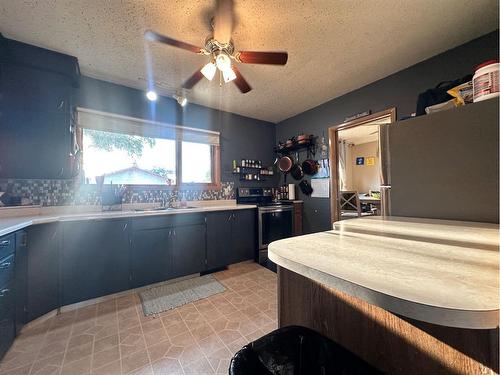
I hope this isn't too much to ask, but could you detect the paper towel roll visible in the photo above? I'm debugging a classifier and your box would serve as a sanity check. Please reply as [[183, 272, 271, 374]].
[[288, 184, 296, 200]]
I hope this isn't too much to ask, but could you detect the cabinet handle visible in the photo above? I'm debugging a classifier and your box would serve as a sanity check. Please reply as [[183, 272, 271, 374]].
[[168, 229, 172, 237], [232, 213, 236, 219], [58, 100, 65, 110], [58, 167, 64, 177], [123, 223, 128, 231], [0, 240, 10, 246], [228, 214, 232, 222], [0, 261, 11, 269], [173, 229, 176, 238], [0, 288, 10, 297]]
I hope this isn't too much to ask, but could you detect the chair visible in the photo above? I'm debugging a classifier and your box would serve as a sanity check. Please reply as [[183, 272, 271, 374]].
[[339, 191, 375, 219]]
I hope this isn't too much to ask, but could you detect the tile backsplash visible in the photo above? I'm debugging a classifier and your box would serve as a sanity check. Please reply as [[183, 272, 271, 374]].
[[0, 179, 235, 207]]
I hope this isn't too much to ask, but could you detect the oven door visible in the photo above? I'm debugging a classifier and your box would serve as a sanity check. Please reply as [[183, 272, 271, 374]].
[[258, 206, 294, 250]]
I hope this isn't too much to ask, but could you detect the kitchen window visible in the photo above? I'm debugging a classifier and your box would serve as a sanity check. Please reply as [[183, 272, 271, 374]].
[[77, 108, 220, 187]]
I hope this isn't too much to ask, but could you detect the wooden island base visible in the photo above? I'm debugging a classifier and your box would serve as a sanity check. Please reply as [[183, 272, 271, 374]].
[[278, 267, 499, 374]]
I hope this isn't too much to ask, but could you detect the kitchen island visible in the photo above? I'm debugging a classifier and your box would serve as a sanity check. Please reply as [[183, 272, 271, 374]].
[[268, 216, 499, 374]]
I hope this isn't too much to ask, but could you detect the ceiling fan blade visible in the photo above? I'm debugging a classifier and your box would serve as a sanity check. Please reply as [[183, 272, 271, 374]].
[[214, 0, 234, 44], [144, 30, 204, 54], [182, 69, 205, 89], [236, 51, 288, 65], [232, 65, 252, 93]]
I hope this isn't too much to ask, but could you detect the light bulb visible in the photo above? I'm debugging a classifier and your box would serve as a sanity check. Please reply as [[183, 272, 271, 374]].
[[215, 53, 231, 72], [222, 66, 236, 83], [173, 95, 188, 107], [146, 90, 158, 101], [201, 62, 217, 81]]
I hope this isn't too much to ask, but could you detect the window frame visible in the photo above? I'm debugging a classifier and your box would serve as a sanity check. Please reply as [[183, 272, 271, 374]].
[[77, 127, 221, 189]]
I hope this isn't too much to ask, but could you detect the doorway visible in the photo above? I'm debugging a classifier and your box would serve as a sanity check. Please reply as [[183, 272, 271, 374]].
[[328, 108, 396, 224]]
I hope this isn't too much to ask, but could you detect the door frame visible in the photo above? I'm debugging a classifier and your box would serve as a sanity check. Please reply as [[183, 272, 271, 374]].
[[328, 108, 396, 225]]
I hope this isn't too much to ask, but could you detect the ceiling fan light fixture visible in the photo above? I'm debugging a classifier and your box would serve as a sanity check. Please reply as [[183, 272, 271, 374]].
[[222, 66, 236, 83], [173, 94, 188, 107], [201, 62, 217, 81], [215, 53, 231, 72]]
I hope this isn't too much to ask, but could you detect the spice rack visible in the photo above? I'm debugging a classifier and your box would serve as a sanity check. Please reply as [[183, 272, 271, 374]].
[[232, 159, 274, 181]]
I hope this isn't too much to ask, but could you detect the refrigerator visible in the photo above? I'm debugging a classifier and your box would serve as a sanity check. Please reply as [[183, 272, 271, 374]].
[[382, 98, 498, 223]]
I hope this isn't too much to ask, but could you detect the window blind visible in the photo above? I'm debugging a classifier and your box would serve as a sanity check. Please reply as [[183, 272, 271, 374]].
[[76, 107, 220, 146]]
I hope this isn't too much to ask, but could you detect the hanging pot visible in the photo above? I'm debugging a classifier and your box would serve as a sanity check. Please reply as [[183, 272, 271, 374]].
[[290, 152, 304, 180], [278, 155, 293, 173], [302, 148, 319, 176], [302, 159, 319, 175], [296, 134, 310, 144]]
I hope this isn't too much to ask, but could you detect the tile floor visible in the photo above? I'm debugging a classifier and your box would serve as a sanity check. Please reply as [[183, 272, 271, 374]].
[[0, 262, 278, 375]]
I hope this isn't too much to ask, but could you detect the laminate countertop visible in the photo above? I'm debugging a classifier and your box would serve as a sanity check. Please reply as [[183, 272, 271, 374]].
[[0, 203, 257, 237], [268, 216, 499, 329]]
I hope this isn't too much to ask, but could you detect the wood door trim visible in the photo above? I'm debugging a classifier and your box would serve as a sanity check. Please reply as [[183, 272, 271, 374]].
[[328, 108, 396, 225]]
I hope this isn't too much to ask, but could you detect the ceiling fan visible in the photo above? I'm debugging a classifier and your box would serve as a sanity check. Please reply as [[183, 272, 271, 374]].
[[144, 0, 288, 94]]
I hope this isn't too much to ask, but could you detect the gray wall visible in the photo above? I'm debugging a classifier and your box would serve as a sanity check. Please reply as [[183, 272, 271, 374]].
[[74, 76, 278, 189], [276, 30, 499, 233]]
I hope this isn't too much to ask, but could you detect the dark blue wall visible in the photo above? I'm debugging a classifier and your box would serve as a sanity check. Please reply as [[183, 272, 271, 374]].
[[74, 76, 278, 188], [276, 30, 499, 234]]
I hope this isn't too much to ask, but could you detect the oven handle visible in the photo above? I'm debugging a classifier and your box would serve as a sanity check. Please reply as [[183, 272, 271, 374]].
[[258, 207, 294, 213]]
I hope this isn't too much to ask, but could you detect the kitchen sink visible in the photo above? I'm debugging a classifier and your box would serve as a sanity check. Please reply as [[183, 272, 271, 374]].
[[134, 206, 197, 212]]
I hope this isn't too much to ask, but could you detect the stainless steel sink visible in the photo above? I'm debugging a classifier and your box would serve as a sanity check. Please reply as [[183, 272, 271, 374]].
[[134, 206, 196, 212]]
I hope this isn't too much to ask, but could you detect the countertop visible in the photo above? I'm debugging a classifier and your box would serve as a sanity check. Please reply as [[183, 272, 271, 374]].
[[268, 216, 499, 329], [0, 202, 257, 237]]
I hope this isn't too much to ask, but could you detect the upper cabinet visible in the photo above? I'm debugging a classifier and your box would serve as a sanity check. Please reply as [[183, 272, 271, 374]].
[[0, 34, 79, 179], [1, 65, 72, 113]]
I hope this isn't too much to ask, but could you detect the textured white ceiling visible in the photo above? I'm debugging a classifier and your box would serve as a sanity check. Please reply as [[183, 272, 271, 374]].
[[0, 1, 497, 123]]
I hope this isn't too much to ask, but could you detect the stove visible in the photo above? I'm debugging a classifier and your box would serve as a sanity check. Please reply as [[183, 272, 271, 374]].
[[237, 188, 294, 270]]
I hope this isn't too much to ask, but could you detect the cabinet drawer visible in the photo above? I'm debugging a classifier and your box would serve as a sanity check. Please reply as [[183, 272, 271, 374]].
[[132, 213, 205, 230], [131, 216, 172, 230], [0, 254, 14, 288], [0, 234, 14, 259], [171, 213, 205, 227]]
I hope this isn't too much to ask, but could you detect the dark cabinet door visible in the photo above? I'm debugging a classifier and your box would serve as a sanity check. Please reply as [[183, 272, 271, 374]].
[[61, 219, 130, 305], [0, 281, 15, 361], [0, 64, 71, 113], [14, 231, 27, 333], [206, 211, 233, 269], [26, 224, 59, 321], [130, 228, 171, 288], [0, 109, 71, 179], [171, 224, 206, 278], [231, 209, 257, 264]]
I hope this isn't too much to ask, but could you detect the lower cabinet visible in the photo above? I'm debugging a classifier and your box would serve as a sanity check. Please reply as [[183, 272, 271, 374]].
[[131, 214, 206, 286], [206, 209, 257, 269], [170, 224, 206, 278], [14, 231, 27, 334], [0, 281, 15, 360], [207, 211, 233, 269], [26, 224, 59, 322], [0, 233, 16, 360], [130, 227, 171, 288], [231, 209, 257, 264], [61, 219, 130, 305]]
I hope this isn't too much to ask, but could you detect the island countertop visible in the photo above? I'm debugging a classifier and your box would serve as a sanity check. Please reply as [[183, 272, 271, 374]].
[[268, 216, 499, 329]]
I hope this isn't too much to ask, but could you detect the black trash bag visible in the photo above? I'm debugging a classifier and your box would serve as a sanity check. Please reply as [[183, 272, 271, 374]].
[[229, 325, 382, 375], [415, 74, 472, 116]]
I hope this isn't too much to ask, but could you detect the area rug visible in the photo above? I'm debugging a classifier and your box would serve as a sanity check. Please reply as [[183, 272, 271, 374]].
[[139, 274, 226, 316]]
